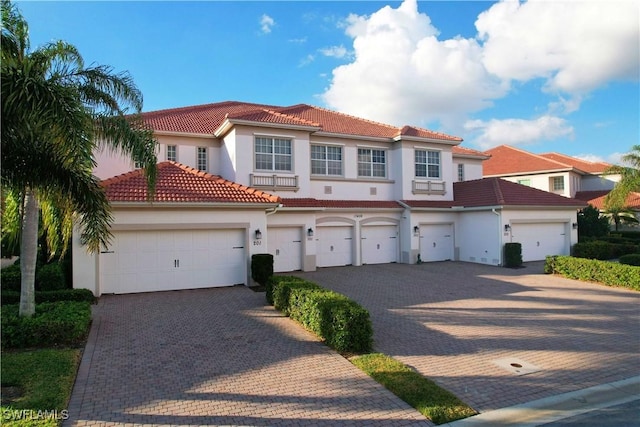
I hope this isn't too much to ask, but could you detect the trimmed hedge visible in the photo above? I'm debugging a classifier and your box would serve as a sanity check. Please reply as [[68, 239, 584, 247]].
[[265, 275, 312, 305], [504, 242, 523, 268], [619, 254, 640, 266], [545, 255, 640, 291], [268, 276, 373, 353], [1, 288, 96, 306], [1, 261, 67, 292], [572, 241, 639, 260], [1, 301, 92, 348], [251, 253, 274, 286]]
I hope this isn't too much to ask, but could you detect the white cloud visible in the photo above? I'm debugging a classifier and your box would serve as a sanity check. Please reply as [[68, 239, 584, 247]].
[[260, 14, 275, 34], [477, 0, 639, 94], [464, 116, 574, 150], [299, 54, 315, 67], [319, 45, 348, 59], [289, 37, 307, 44], [321, 0, 639, 133]]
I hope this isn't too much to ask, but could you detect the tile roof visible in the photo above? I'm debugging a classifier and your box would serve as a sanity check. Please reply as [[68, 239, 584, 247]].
[[280, 198, 403, 209], [483, 145, 612, 176], [403, 178, 587, 209], [539, 152, 611, 174], [452, 145, 490, 158], [140, 101, 462, 142], [574, 190, 640, 210], [102, 162, 280, 204], [483, 145, 572, 176]]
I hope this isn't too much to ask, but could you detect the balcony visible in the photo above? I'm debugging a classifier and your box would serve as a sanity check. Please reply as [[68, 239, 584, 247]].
[[412, 180, 446, 195], [250, 174, 299, 192]]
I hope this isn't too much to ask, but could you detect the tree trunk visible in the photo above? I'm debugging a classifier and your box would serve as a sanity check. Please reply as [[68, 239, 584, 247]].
[[19, 189, 39, 317]]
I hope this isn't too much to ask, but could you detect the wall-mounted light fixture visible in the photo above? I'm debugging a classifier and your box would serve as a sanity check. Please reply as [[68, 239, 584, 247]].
[[255, 229, 262, 240], [504, 224, 511, 232], [572, 222, 578, 229], [307, 227, 314, 237], [413, 225, 420, 236]]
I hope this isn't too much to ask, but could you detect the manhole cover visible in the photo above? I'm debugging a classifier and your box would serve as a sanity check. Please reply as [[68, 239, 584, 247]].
[[492, 358, 541, 375]]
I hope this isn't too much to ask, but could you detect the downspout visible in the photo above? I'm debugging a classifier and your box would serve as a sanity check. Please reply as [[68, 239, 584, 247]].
[[266, 203, 283, 216], [492, 208, 503, 266]]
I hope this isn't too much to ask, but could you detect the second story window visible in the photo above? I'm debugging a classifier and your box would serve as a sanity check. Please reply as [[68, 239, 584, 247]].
[[415, 150, 440, 179], [255, 137, 292, 172], [358, 148, 386, 178], [167, 145, 177, 162], [311, 145, 342, 176], [552, 176, 564, 191], [457, 164, 464, 182], [518, 179, 531, 186], [197, 147, 207, 171]]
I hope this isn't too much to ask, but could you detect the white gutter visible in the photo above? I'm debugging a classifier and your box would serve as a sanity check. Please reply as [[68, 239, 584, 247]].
[[266, 203, 283, 216], [492, 208, 503, 266]]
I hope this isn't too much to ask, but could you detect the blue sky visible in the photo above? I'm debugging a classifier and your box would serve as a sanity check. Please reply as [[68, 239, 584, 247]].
[[17, 0, 639, 164]]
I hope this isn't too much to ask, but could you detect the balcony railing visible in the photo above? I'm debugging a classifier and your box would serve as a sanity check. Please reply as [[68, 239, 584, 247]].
[[250, 174, 299, 192], [412, 180, 446, 195]]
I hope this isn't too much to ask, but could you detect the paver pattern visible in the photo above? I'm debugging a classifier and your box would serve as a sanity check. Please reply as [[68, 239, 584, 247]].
[[294, 261, 640, 412], [65, 286, 429, 426]]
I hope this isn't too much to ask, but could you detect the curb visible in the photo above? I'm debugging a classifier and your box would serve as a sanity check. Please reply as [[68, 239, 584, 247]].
[[443, 376, 640, 427]]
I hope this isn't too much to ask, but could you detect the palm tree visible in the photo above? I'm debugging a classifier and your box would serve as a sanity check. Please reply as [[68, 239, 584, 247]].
[[1, 0, 157, 316], [605, 145, 640, 208], [601, 206, 639, 232]]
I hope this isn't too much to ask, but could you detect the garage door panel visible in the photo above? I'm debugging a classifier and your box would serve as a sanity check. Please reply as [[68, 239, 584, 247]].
[[317, 226, 353, 267], [100, 229, 246, 294], [511, 223, 567, 261], [420, 224, 454, 262], [268, 228, 303, 273], [361, 225, 398, 265]]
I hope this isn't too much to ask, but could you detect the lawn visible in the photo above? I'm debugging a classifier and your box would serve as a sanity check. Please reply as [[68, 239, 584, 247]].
[[351, 353, 477, 425], [1, 349, 82, 426]]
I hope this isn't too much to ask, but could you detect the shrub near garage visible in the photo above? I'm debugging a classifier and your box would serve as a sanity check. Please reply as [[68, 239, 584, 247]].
[[545, 255, 640, 291], [619, 254, 640, 266], [1, 288, 96, 305], [2, 301, 92, 349]]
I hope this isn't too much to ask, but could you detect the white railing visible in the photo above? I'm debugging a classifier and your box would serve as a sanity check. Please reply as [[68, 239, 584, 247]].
[[412, 180, 446, 195], [250, 174, 299, 191]]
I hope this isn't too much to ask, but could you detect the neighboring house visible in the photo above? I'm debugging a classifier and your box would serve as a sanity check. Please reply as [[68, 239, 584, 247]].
[[574, 190, 640, 230], [482, 145, 619, 198], [74, 102, 585, 295]]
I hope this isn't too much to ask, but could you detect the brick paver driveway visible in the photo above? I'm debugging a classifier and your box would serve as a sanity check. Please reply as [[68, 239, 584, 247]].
[[294, 261, 640, 413], [66, 287, 428, 426]]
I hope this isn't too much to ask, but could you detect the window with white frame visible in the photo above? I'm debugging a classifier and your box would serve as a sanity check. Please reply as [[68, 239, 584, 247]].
[[415, 150, 441, 179], [311, 145, 342, 176], [457, 164, 464, 182], [166, 145, 177, 162], [358, 148, 386, 178], [255, 137, 292, 171], [197, 147, 207, 171], [518, 179, 531, 186], [552, 176, 564, 191]]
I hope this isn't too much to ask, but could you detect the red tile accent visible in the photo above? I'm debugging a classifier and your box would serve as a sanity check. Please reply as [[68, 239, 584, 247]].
[[102, 162, 280, 204]]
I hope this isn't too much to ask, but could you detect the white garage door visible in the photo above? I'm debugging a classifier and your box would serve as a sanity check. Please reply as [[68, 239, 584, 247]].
[[100, 229, 246, 294], [361, 225, 398, 265], [420, 224, 454, 262], [268, 227, 302, 272], [317, 226, 353, 267], [511, 223, 568, 261]]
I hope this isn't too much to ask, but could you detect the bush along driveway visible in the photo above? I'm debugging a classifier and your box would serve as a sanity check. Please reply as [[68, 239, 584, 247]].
[[292, 261, 640, 413]]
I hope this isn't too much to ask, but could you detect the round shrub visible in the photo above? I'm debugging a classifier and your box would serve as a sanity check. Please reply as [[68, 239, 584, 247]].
[[619, 254, 640, 266], [0, 264, 21, 291], [36, 262, 66, 291], [251, 253, 274, 286], [504, 242, 522, 268]]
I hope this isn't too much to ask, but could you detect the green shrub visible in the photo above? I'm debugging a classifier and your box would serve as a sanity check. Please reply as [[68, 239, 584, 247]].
[[1, 261, 68, 292], [265, 275, 310, 305], [268, 276, 373, 353], [36, 262, 66, 291], [1, 288, 96, 305], [504, 242, 522, 268], [0, 263, 21, 291], [251, 253, 274, 286], [1, 301, 92, 349], [619, 254, 640, 266], [545, 255, 640, 291], [572, 241, 638, 260]]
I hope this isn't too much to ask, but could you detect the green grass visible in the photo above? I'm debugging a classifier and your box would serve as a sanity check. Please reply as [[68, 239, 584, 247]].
[[350, 353, 477, 425], [1, 349, 81, 426]]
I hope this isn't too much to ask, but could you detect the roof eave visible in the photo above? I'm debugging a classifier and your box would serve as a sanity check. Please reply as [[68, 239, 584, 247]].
[[109, 201, 281, 209], [215, 118, 321, 137], [393, 135, 462, 145], [312, 130, 392, 143], [154, 130, 215, 139]]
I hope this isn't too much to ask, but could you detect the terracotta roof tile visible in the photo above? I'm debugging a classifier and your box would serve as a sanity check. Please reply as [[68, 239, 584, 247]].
[[452, 145, 490, 158], [280, 198, 402, 209], [575, 190, 640, 209], [404, 178, 586, 208], [540, 152, 611, 174], [102, 162, 280, 204], [483, 145, 572, 176], [140, 101, 462, 142]]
